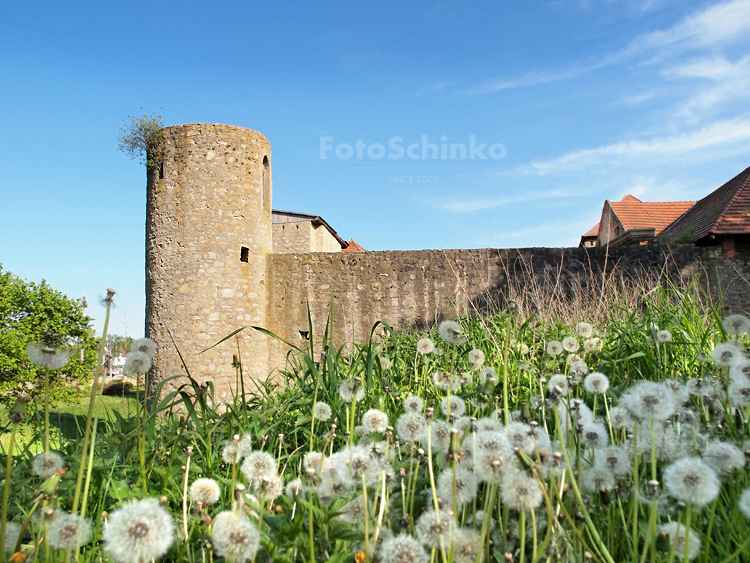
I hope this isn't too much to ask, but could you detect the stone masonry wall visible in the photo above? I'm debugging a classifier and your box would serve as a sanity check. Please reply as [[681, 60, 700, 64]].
[[146, 124, 273, 402], [263, 244, 750, 377]]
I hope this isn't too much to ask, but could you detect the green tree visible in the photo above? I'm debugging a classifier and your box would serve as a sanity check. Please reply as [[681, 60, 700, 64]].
[[0, 265, 97, 405], [117, 110, 165, 170]]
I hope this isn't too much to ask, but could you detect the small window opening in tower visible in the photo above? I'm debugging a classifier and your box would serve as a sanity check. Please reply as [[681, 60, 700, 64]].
[[159, 161, 165, 180], [240, 246, 249, 263], [262, 155, 270, 210]]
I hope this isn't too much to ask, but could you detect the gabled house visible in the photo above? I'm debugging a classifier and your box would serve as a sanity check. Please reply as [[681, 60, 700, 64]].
[[271, 209, 365, 253], [581, 195, 695, 248], [657, 165, 750, 259]]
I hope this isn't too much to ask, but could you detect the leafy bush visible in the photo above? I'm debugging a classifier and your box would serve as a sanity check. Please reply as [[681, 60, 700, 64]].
[[0, 265, 97, 406]]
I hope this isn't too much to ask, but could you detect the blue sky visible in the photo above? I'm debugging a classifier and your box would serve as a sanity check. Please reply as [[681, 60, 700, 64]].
[[2, 0, 750, 337]]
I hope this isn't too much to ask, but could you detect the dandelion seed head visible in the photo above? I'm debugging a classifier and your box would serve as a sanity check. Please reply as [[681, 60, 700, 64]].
[[403, 395, 424, 413], [475, 417, 502, 433], [583, 337, 602, 353], [712, 342, 743, 367], [130, 338, 157, 358], [48, 512, 91, 551], [396, 413, 426, 443], [2, 522, 21, 554], [575, 322, 594, 338], [580, 421, 609, 450], [189, 478, 221, 506], [569, 359, 588, 379], [211, 510, 261, 563], [581, 464, 616, 494], [423, 420, 452, 451], [437, 466, 478, 509], [440, 395, 466, 418], [546, 341, 564, 356], [123, 351, 152, 375], [501, 470, 543, 512], [562, 336, 580, 353], [336, 496, 367, 524], [417, 338, 435, 355], [380, 357, 391, 371], [723, 314, 750, 336], [438, 320, 467, 345], [285, 477, 305, 499], [656, 330, 673, 343], [362, 409, 389, 434], [478, 366, 498, 385], [738, 489, 750, 519], [379, 534, 429, 563], [415, 510, 455, 548], [27, 343, 70, 370], [503, 422, 535, 455], [252, 474, 283, 499], [663, 457, 720, 507], [467, 349, 485, 366], [596, 445, 632, 477], [621, 381, 675, 421], [729, 377, 750, 407], [584, 372, 609, 395], [433, 370, 460, 391], [658, 522, 701, 561], [548, 374, 569, 396], [240, 451, 278, 483], [702, 441, 745, 475], [338, 379, 365, 403], [730, 359, 750, 381], [315, 401, 333, 422], [451, 528, 482, 563], [32, 451, 65, 478], [102, 498, 175, 563]]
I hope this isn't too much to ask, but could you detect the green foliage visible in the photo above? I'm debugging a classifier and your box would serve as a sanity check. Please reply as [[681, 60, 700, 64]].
[[674, 227, 697, 244], [0, 265, 97, 405], [117, 110, 165, 170]]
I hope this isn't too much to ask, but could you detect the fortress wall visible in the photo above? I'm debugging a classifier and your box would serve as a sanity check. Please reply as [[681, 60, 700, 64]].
[[263, 244, 742, 375]]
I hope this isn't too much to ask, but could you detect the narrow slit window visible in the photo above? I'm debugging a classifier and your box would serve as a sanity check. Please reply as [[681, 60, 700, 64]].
[[240, 246, 249, 262], [262, 155, 270, 210]]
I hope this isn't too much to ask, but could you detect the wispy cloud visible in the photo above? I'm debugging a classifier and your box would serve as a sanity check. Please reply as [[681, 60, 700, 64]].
[[467, 0, 750, 94], [465, 64, 603, 94], [517, 117, 750, 175], [625, 0, 750, 53], [438, 189, 588, 212], [665, 55, 750, 116]]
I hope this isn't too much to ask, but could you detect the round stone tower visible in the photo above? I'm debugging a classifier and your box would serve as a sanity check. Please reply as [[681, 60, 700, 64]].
[[145, 123, 273, 401]]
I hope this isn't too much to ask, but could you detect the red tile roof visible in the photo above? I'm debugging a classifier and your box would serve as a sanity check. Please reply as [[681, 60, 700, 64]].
[[342, 239, 366, 252], [582, 222, 600, 238], [660, 165, 750, 242], [609, 196, 695, 237]]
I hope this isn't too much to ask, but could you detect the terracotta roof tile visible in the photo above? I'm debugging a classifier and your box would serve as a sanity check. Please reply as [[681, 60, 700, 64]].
[[582, 222, 600, 238], [342, 239, 366, 252], [610, 197, 695, 237], [660, 165, 750, 242]]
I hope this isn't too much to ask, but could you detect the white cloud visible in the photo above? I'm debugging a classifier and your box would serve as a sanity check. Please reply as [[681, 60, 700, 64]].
[[627, 0, 750, 52], [518, 117, 750, 175], [468, 0, 750, 94], [665, 55, 750, 116], [438, 189, 588, 213]]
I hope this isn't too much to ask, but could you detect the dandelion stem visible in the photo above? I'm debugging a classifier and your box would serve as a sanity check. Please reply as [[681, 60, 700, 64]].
[[71, 291, 113, 516], [0, 422, 18, 559]]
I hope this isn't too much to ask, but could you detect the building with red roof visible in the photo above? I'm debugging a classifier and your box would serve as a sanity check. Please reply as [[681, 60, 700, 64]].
[[658, 165, 750, 259], [581, 195, 695, 248]]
